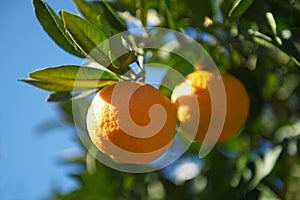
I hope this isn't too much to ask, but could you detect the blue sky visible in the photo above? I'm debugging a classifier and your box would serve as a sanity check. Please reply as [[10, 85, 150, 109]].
[[0, 1, 170, 199], [0, 1, 84, 199]]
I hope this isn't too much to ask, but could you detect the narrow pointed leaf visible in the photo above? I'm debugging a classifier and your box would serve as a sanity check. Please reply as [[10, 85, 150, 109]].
[[102, 1, 127, 31], [30, 65, 103, 79], [21, 65, 120, 92], [47, 92, 72, 102], [20, 79, 74, 92], [164, 0, 176, 30], [137, 0, 148, 27], [60, 11, 110, 65], [33, 0, 85, 57], [73, 0, 126, 35], [229, 0, 254, 18], [30, 65, 120, 82], [73, 0, 112, 35]]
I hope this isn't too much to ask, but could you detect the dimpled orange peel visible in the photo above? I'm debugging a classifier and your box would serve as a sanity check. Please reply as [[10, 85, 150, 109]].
[[86, 81, 177, 164]]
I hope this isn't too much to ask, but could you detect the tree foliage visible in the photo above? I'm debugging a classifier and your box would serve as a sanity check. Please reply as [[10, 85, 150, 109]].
[[22, 0, 300, 199]]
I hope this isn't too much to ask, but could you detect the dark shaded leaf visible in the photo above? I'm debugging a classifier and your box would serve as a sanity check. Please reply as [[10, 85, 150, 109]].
[[229, 0, 254, 18], [73, 0, 126, 35], [186, 0, 214, 23], [33, 0, 84, 57], [47, 92, 72, 102], [137, 0, 148, 27], [162, 0, 176, 29], [47, 90, 96, 102], [109, 49, 137, 73], [102, 0, 127, 31]]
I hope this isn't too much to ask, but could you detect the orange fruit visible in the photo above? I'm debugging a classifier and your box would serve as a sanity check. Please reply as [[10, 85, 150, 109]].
[[86, 81, 177, 164], [171, 70, 249, 142]]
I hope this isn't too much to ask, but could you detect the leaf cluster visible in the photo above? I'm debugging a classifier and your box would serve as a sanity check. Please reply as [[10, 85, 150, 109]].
[[21, 0, 137, 101]]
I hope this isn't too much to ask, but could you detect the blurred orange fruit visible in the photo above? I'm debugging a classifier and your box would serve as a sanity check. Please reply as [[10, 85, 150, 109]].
[[87, 81, 177, 164], [171, 70, 249, 142]]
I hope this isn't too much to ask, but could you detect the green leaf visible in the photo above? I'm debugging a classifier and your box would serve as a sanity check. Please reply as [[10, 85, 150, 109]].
[[186, 0, 214, 24], [218, 136, 246, 153], [21, 65, 120, 92], [20, 78, 74, 92], [61, 8, 135, 74], [163, 0, 176, 29], [47, 92, 72, 102], [137, 0, 148, 27], [60, 11, 110, 65], [229, 0, 254, 18], [30, 65, 120, 82], [108, 45, 137, 74], [262, 73, 277, 100], [102, 1, 127, 30], [33, 0, 85, 58], [230, 153, 250, 187], [73, 0, 126, 35]]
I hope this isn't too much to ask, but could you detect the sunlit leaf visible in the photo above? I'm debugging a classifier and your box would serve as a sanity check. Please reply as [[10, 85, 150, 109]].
[[20, 78, 74, 92], [21, 65, 120, 92], [30, 65, 120, 82], [33, 0, 85, 57], [60, 11, 110, 64]]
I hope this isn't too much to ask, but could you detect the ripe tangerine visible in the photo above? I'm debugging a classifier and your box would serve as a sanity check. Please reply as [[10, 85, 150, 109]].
[[171, 70, 249, 142], [87, 81, 177, 164]]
